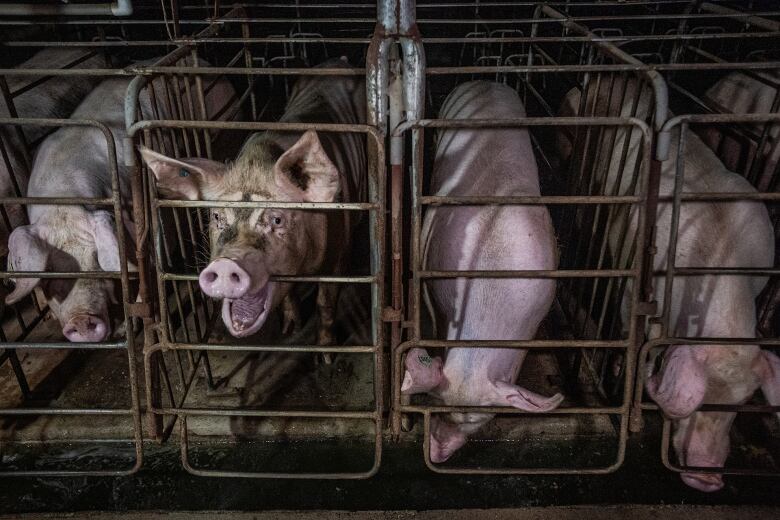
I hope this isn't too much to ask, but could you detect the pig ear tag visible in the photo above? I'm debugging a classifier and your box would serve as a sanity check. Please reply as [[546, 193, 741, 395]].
[[179, 168, 189, 177]]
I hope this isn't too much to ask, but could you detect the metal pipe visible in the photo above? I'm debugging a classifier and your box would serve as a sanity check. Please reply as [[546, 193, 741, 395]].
[[0, 0, 133, 17]]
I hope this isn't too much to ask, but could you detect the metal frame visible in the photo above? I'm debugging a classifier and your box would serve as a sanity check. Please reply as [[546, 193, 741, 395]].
[[0, 118, 143, 476], [393, 115, 652, 474], [630, 112, 780, 479]]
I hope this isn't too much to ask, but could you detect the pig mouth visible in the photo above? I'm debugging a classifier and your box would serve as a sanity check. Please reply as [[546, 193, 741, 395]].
[[221, 282, 275, 338]]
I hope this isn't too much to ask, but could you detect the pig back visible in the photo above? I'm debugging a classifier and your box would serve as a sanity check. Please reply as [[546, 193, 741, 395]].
[[702, 71, 780, 192], [558, 79, 774, 339], [1, 48, 107, 250], [423, 82, 557, 398]]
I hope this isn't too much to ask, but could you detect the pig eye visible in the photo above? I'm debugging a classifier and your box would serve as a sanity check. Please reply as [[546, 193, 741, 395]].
[[271, 215, 284, 227], [179, 168, 189, 178], [212, 211, 226, 230]]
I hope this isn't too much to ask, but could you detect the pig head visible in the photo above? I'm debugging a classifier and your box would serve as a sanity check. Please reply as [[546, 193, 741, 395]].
[[140, 130, 342, 338], [5, 208, 122, 342], [647, 345, 780, 491]]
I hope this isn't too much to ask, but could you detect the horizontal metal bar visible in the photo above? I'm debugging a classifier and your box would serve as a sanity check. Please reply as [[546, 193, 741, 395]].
[[8, 31, 778, 47], [419, 269, 635, 279], [647, 337, 780, 346], [396, 116, 648, 134], [0, 67, 365, 76], [0, 341, 126, 350], [155, 199, 377, 210], [150, 343, 377, 354], [0, 271, 123, 279], [415, 339, 630, 349], [0, 408, 133, 416], [0, 197, 114, 206], [656, 267, 780, 276], [131, 119, 378, 134], [662, 192, 780, 202], [155, 408, 377, 419], [421, 195, 641, 205], [4, 62, 780, 79], [402, 404, 624, 415], [161, 273, 376, 283], [426, 62, 780, 74], [213, 13, 780, 24]]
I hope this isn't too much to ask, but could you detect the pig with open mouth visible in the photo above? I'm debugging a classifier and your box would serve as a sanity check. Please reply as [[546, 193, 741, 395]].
[[140, 57, 366, 341]]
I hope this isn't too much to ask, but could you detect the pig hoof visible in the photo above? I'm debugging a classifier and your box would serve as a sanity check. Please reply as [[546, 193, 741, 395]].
[[400, 414, 413, 432]]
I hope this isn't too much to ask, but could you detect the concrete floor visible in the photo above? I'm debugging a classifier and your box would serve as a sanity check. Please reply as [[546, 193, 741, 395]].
[[4, 506, 780, 519]]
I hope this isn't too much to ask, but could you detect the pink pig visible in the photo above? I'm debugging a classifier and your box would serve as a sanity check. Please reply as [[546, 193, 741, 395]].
[[401, 81, 563, 463]]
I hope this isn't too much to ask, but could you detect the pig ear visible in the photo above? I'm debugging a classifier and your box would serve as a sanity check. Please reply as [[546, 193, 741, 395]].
[[90, 211, 121, 272], [491, 381, 564, 412], [274, 130, 340, 203], [754, 350, 780, 421], [646, 346, 707, 419], [5, 225, 50, 305], [138, 146, 226, 200], [401, 348, 444, 395]]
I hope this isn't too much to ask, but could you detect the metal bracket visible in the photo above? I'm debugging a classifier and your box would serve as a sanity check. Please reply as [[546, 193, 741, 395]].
[[126, 301, 152, 319], [382, 306, 403, 322], [636, 301, 658, 316]]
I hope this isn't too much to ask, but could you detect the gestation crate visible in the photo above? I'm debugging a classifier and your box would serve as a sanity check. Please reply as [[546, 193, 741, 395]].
[[0, 0, 777, 485]]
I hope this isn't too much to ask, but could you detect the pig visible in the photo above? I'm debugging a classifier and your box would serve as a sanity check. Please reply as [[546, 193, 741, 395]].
[[1, 48, 108, 255], [138, 57, 366, 346], [700, 70, 780, 192], [4, 58, 237, 342], [556, 74, 780, 492], [400, 81, 563, 463]]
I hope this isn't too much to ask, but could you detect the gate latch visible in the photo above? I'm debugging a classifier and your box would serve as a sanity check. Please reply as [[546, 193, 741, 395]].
[[382, 306, 402, 322], [126, 302, 152, 319], [636, 300, 658, 316]]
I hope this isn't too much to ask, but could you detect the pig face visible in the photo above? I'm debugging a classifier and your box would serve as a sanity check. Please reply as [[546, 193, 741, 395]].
[[140, 130, 340, 338], [5, 209, 121, 342], [646, 345, 780, 492]]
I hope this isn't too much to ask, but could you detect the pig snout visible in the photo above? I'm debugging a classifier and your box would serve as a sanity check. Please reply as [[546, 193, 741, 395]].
[[429, 416, 468, 463], [199, 258, 252, 299], [63, 315, 109, 343]]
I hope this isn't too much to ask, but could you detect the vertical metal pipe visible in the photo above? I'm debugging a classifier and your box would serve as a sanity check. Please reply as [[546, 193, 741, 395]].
[[388, 45, 404, 356]]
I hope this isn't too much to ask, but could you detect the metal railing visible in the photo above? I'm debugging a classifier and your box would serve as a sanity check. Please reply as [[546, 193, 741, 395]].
[[0, 0, 778, 481]]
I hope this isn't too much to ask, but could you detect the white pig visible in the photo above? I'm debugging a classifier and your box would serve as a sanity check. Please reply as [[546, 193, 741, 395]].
[[4, 59, 237, 342], [1, 48, 107, 254], [700, 70, 779, 192], [557, 75, 780, 492], [401, 81, 563, 463]]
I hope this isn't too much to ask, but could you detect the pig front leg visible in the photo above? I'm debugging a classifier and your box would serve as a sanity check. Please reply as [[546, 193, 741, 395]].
[[281, 293, 302, 336], [317, 283, 339, 364]]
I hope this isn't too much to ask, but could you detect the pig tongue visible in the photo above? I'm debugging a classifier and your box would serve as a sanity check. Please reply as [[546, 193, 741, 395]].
[[230, 285, 268, 331]]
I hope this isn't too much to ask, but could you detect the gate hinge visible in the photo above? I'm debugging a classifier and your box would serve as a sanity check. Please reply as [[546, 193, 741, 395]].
[[636, 301, 658, 316], [126, 302, 152, 319], [382, 306, 403, 322]]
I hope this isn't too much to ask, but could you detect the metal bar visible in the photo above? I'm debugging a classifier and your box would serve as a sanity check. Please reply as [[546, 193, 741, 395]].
[[155, 199, 377, 210], [0, 0, 133, 17], [418, 269, 635, 278], [7, 62, 780, 78]]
